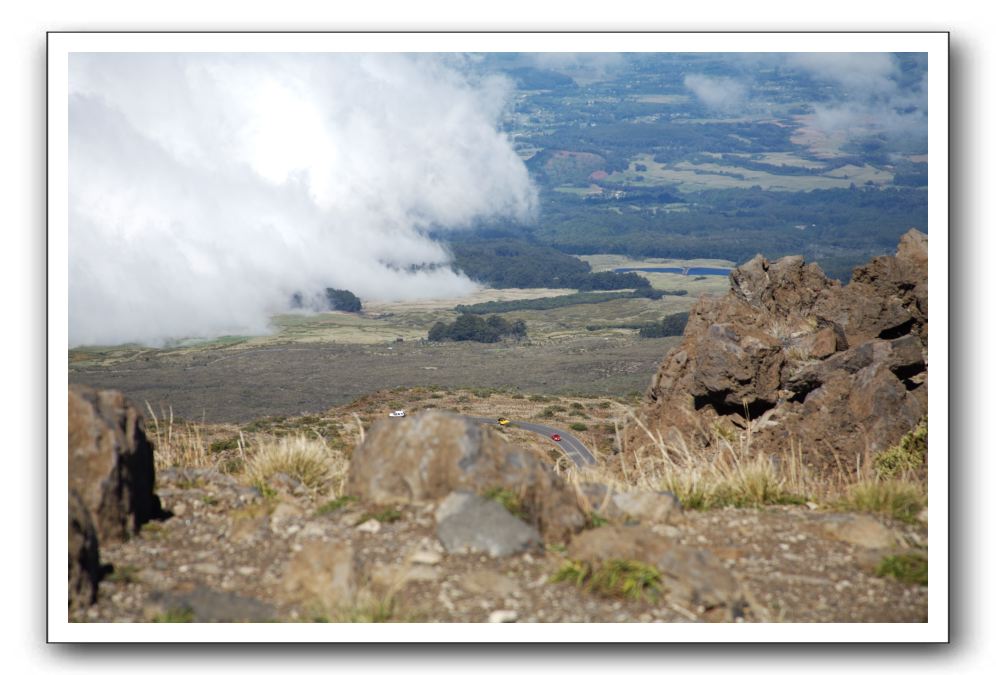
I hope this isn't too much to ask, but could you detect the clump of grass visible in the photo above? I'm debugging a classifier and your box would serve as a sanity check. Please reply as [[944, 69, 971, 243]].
[[874, 418, 927, 479], [242, 434, 347, 496], [564, 410, 816, 511], [145, 404, 212, 472], [209, 436, 241, 454], [839, 479, 926, 524], [152, 607, 194, 623], [587, 512, 608, 528], [106, 564, 140, 584], [316, 495, 356, 515], [570, 402, 585, 411], [361, 507, 402, 523], [876, 552, 927, 586], [484, 487, 528, 520], [569, 422, 589, 432], [552, 559, 662, 602], [551, 559, 590, 588]]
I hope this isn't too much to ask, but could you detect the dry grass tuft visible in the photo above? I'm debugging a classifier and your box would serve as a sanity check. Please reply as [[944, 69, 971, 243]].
[[838, 478, 926, 524], [145, 403, 214, 472], [242, 434, 348, 497]]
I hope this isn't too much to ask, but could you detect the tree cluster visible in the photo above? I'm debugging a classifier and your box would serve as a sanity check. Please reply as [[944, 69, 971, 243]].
[[324, 288, 362, 313], [427, 314, 527, 343]]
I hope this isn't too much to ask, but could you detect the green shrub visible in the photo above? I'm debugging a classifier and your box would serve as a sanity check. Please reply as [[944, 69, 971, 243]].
[[552, 559, 662, 602], [569, 422, 589, 432], [876, 552, 927, 586], [874, 418, 927, 479]]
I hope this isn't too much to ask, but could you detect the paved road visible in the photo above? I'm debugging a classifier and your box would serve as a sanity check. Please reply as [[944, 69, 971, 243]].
[[464, 416, 597, 467]]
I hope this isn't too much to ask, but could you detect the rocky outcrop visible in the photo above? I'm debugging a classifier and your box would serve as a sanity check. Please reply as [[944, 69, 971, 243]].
[[347, 411, 586, 542], [68, 489, 101, 611], [69, 385, 164, 544], [643, 230, 927, 473]]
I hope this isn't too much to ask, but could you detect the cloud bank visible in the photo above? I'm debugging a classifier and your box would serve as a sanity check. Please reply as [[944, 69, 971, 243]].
[[69, 53, 537, 347], [682, 53, 927, 146]]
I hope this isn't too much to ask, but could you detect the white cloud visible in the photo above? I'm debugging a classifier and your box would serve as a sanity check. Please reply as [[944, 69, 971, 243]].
[[69, 54, 537, 347], [683, 74, 748, 111]]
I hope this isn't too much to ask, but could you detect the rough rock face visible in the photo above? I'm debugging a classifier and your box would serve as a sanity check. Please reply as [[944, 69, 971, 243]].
[[68, 489, 101, 611], [69, 385, 163, 544], [347, 411, 586, 542], [643, 230, 927, 472]]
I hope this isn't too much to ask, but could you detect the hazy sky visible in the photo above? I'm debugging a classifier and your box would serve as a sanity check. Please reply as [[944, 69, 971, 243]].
[[69, 53, 537, 346]]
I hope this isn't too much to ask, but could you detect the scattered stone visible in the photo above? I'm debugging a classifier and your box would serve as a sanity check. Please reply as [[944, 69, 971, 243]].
[[149, 585, 275, 622], [410, 549, 442, 566], [68, 385, 164, 544], [281, 539, 357, 611], [171, 502, 188, 518], [269, 502, 304, 535], [820, 514, 898, 550], [356, 519, 382, 534], [435, 492, 541, 557], [488, 609, 518, 623], [459, 569, 520, 597]]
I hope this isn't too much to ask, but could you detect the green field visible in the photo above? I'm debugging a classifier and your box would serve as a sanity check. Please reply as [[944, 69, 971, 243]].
[[606, 154, 894, 192]]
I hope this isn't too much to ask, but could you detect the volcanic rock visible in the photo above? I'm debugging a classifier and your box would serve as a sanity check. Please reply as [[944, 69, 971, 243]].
[[642, 230, 928, 473], [68, 385, 163, 544], [68, 489, 101, 611], [347, 411, 586, 542]]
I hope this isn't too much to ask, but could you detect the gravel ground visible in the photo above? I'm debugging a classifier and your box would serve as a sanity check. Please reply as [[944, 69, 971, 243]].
[[72, 469, 927, 625]]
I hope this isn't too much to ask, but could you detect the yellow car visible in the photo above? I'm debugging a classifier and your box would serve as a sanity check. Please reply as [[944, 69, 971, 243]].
[[497, 417, 510, 426]]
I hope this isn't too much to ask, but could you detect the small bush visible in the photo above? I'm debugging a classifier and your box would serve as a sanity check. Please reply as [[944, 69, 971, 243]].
[[876, 552, 927, 586], [569, 423, 589, 432], [874, 418, 927, 479]]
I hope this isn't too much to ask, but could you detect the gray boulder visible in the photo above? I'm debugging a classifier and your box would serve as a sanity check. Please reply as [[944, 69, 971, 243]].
[[435, 492, 541, 557], [347, 411, 585, 542]]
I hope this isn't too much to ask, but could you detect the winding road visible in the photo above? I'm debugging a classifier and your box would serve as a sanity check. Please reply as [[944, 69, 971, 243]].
[[464, 415, 597, 467]]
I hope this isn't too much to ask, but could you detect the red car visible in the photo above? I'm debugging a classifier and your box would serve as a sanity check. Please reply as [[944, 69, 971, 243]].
[[551, 434, 562, 442]]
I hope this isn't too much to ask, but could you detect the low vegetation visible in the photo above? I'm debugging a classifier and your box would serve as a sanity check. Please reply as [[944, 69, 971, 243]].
[[243, 434, 348, 497], [455, 288, 678, 315], [873, 418, 927, 480], [838, 479, 926, 525], [875, 552, 928, 586], [552, 559, 663, 602], [484, 487, 528, 520]]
